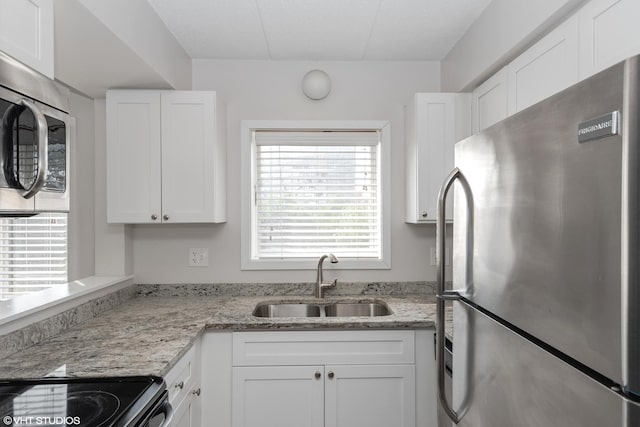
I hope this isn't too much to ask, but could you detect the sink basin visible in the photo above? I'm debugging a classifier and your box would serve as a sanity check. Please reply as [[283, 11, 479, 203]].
[[324, 302, 391, 317], [252, 303, 322, 318], [252, 301, 392, 318]]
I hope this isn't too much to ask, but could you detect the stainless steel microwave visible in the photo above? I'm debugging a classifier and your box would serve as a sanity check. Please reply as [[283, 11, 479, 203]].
[[0, 51, 72, 215]]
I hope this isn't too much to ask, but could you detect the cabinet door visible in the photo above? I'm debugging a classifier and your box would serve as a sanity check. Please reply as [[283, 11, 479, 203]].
[[579, 0, 640, 79], [161, 92, 217, 223], [325, 365, 415, 427], [232, 366, 324, 427], [106, 91, 162, 223], [416, 94, 455, 223], [172, 392, 201, 427], [508, 15, 579, 114], [406, 93, 470, 223], [471, 67, 508, 133], [0, 0, 53, 77]]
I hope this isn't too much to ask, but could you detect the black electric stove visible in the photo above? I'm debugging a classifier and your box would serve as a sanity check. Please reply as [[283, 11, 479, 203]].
[[0, 377, 169, 427]]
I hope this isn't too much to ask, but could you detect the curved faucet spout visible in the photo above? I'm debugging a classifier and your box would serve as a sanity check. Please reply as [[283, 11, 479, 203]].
[[316, 253, 339, 298]]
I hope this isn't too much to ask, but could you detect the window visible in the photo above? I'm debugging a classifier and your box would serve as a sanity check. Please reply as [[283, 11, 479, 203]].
[[241, 121, 390, 270], [0, 213, 68, 301]]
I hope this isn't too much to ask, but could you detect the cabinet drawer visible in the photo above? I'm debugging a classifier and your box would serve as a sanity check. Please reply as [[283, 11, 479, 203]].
[[232, 330, 415, 366], [165, 344, 198, 405]]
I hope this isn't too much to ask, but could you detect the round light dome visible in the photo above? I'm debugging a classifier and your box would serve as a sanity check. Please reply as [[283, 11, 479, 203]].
[[302, 69, 331, 100]]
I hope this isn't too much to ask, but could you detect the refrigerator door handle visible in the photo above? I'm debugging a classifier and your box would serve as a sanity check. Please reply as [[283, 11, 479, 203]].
[[436, 167, 473, 424]]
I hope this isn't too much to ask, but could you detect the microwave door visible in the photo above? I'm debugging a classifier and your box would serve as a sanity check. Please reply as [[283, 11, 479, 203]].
[[34, 108, 72, 213], [0, 97, 34, 213]]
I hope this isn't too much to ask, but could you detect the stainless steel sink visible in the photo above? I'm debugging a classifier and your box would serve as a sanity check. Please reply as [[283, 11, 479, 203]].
[[252, 303, 322, 318], [252, 301, 392, 318], [324, 302, 391, 317]]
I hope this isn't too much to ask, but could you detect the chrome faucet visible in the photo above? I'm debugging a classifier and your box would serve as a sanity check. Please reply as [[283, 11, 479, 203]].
[[316, 253, 339, 298]]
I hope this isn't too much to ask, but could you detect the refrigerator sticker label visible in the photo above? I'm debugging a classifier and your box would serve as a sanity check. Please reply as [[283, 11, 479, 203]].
[[578, 111, 619, 143]]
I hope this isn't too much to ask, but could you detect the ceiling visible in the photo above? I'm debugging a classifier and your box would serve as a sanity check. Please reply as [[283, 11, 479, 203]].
[[146, 0, 492, 61]]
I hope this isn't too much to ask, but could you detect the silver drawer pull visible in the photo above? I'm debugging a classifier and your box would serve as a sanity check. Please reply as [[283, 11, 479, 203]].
[[174, 381, 184, 389], [192, 388, 201, 396]]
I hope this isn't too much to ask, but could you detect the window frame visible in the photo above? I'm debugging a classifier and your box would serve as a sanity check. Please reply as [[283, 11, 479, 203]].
[[241, 120, 391, 270]]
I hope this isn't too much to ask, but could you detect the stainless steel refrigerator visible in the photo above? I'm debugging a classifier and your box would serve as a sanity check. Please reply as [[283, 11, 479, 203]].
[[435, 55, 640, 426]]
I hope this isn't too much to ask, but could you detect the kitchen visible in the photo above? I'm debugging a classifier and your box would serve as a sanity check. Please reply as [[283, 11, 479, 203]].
[[0, 0, 638, 426]]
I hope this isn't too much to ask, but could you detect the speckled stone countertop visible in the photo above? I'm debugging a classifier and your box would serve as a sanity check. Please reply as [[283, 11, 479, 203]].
[[0, 292, 438, 380]]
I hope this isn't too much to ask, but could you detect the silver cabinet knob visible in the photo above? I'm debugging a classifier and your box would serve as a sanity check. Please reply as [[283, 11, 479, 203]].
[[163, 214, 170, 221], [328, 371, 334, 379], [421, 211, 428, 218], [315, 371, 321, 379], [192, 388, 201, 396], [174, 381, 184, 389], [151, 214, 158, 221]]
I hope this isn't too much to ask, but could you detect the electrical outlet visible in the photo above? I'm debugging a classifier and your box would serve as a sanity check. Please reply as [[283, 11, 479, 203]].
[[189, 248, 209, 267]]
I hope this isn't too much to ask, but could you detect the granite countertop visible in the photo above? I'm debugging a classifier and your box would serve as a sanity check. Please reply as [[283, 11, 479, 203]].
[[0, 294, 437, 380]]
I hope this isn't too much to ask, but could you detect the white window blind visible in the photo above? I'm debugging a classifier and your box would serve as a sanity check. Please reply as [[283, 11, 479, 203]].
[[252, 130, 381, 260], [0, 213, 68, 301]]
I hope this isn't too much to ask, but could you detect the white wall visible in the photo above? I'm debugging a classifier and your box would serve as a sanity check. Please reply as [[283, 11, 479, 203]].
[[441, 0, 586, 91], [94, 99, 134, 276], [54, 0, 191, 98], [130, 60, 441, 283], [76, 0, 191, 90]]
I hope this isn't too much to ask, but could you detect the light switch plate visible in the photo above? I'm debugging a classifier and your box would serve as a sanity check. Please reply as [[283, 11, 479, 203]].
[[189, 248, 209, 267]]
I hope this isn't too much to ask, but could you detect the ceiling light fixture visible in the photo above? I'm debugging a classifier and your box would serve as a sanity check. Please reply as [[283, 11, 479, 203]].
[[302, 69, 331, 100]]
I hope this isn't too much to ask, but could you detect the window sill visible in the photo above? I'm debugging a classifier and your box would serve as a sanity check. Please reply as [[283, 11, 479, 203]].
[[0, 275, 134, 335]]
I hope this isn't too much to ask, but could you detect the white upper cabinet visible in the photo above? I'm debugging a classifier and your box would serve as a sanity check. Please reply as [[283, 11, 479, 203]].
[[579, 0, 640, 79], [507, 15, 579, 115], [471, 67, 508, 134], [472, 0, 640, 132], [160, 92, 225, 223], [107, 90, 226, 224], [0, 0, 54, 78], [107, 91, 162, 223], [405, 93, 471, 223]]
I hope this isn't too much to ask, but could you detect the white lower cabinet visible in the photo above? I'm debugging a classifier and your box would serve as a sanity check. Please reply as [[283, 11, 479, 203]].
[[324, 364, 415, 427], [232, 366, 324, 427], [221, 330, 435, 427], [165, 341, 202, 427], [232, 364, 415, 427], [171, 390, 202, 427]]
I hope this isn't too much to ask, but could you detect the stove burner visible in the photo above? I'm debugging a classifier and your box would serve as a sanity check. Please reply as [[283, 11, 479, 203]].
[[66, 390, 121, 426], [0, 376, 165, 427]]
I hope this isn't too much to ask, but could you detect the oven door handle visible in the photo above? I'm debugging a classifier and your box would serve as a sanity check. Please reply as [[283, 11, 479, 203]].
[[157, 400, 173, 427], [18, 99, 48, 199]]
